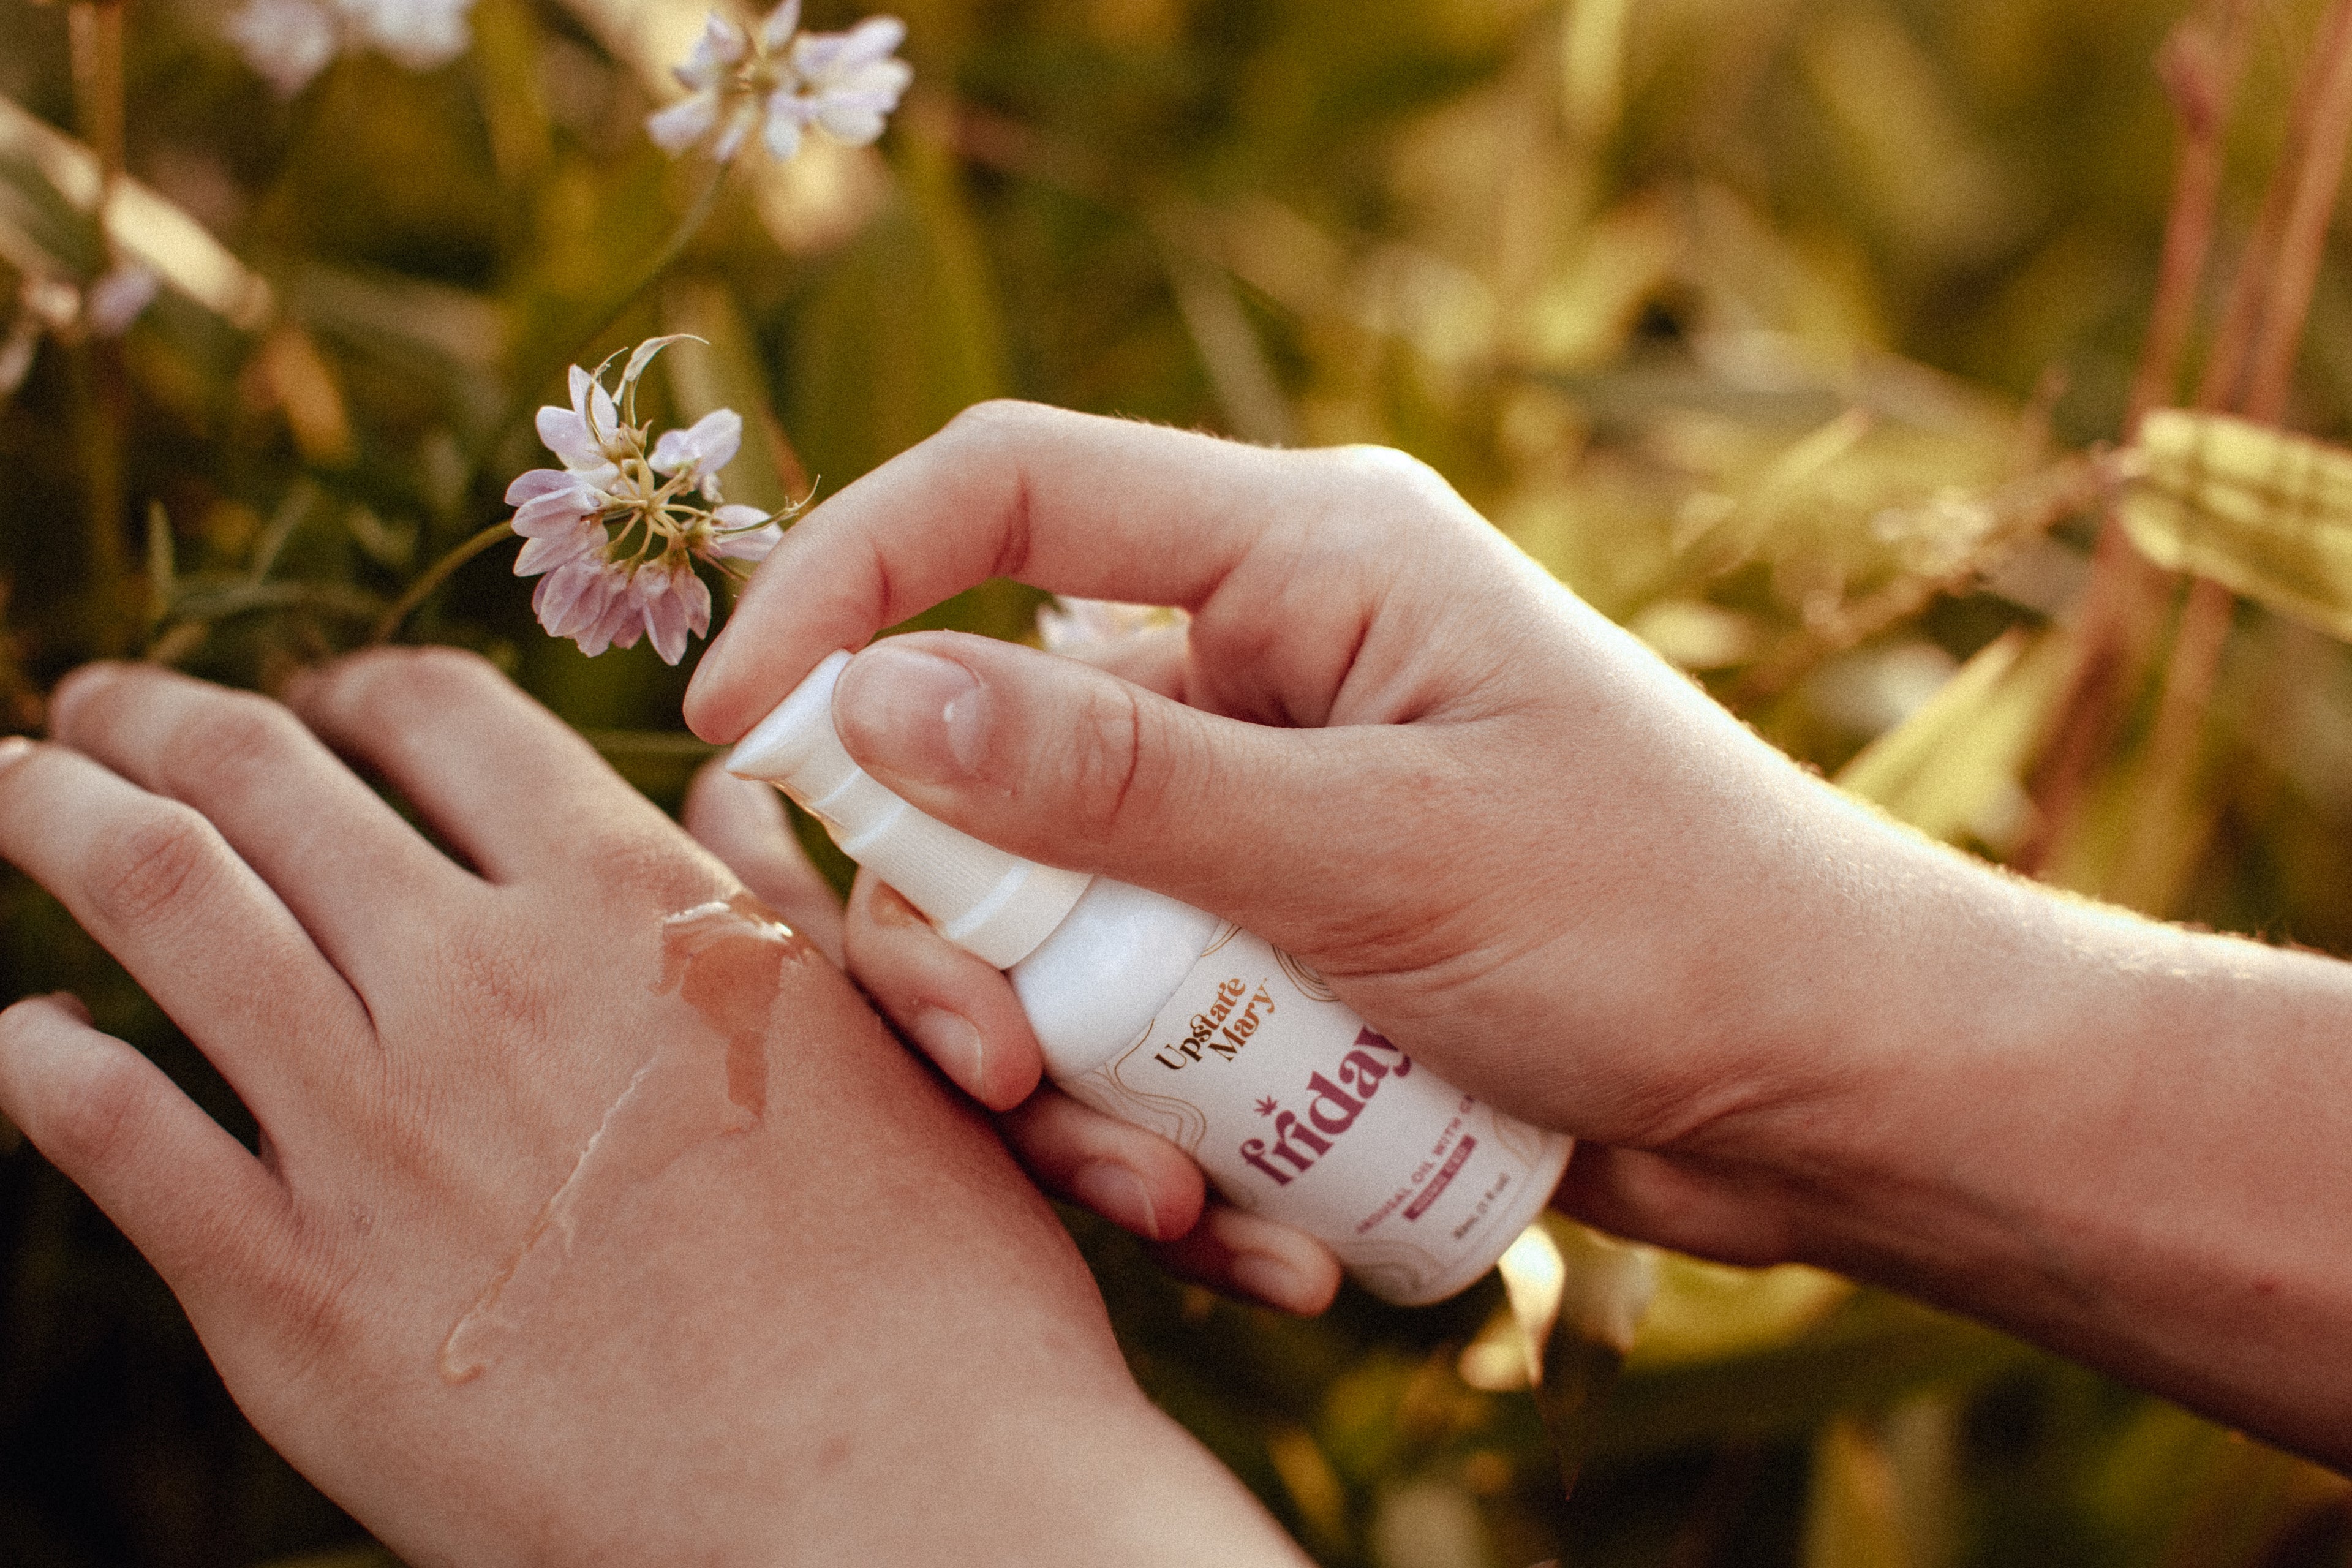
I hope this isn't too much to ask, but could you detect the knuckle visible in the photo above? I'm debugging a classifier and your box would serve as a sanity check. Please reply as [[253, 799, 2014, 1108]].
[[259, 1223, 366, 1382], [162, 693, 304, 798], [573, 826, 723, 913], [1061, 681, 1168, 838], [1323, 442, 1444, 494], [84, 804, 219, 930], [36, 1041, 149, 1173], [1318, 443, 1475, 528], [328, 644, 507, 729], [941, 398, 1050, 449]]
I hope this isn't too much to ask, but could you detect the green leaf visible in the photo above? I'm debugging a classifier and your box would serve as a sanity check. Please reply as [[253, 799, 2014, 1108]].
[[1834, 627, 2068, 851], [2123, 410, 2352, 642]]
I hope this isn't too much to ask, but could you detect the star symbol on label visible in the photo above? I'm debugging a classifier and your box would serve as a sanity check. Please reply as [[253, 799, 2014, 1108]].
[[1254, 1096, 1278, 1117]]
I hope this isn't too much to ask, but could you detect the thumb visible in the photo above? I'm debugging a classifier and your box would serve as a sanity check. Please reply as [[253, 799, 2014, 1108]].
[[829, 632, 1444, 953]]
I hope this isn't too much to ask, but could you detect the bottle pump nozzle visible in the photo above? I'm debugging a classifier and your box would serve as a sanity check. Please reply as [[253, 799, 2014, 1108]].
[[723, 650, 1093, 968]]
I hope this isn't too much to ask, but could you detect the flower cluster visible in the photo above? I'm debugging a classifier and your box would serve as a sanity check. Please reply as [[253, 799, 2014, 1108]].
[[226, 0, 475, 98], [1, 262, 160, 398], [506, 338, 791, 663], [646, 1, 911, 162]]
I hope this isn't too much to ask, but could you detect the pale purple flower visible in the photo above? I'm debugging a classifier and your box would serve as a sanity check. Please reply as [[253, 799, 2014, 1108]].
[[769, 16, 910, 159], [707, 503, 784, 560], [225, 0, 476, 96], [225, 0, 339, 96], [506, 338, 805, 664], [342, 0, 472, 70], [646, 2, 908, 163], [83, 264, 160, 337], [639, 562, 715, 665], [0, 265, 160, 400], [649, 408, 742, 502], [533, 365, 625, 488]]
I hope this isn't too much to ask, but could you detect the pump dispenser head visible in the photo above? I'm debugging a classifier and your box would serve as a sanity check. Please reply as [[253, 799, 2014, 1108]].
[[725, 650, 1092, 968]]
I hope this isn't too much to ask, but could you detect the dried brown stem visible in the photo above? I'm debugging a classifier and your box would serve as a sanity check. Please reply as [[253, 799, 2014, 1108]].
[[2018, 0, 2258, 874], [65, 0, 132, 656], [67, 1, 126, 183], [2113, 0, 2352, 911], [1732, 453, 2115, 706]]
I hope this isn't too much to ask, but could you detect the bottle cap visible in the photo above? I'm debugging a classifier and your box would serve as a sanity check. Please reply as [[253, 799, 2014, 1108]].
[[724, 650, 1093, 969]]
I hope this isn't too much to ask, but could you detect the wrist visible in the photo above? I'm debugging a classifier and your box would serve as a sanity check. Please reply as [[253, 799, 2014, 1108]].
[[1727, 840, 2352, 1463]]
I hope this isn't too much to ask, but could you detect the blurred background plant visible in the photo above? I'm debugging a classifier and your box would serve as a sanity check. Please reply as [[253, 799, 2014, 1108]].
[[6, 0, 2352, 1562]]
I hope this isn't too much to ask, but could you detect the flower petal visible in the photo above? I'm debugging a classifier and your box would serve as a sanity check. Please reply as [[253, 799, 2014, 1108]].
[[505, 467, 576, 505], [225, 0, 341, 97], [762, 94, 809, 160], [813, 94, 888, 145], [511, 488, 601, 535], [793, 15, 904, 82], [758, 0, 803, 52], [647, 91, 721, 152], [676, 12, 747, 88], [832, 15, 907, 71], [533, 559, 604, 639], [640, 567, 704, 665], [712, 99, 763, 162], [514, 522, 603, 578], [592, 576, 647, 654], [706, 520, 783, 560], [567, 363, 619, 444], [649, 408, 742, 480], [85, 265, 160, 337], [622, 333, 699, 393], [535, 405, 606, 470]]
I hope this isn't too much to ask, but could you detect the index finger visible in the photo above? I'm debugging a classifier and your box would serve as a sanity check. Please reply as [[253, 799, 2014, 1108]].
[[682, 402, 1376, 742]]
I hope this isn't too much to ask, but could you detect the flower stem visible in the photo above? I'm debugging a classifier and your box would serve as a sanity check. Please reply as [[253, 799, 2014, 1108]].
[[370, 521, 517, 644], [472, 159, 734, 479]]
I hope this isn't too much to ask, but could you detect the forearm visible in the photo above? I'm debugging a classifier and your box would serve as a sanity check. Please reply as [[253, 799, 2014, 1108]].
[[1766, 838, 2352, 1466]]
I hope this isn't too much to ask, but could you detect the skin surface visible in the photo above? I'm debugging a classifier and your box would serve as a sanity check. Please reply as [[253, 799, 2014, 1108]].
[[687, 399, 2352, 1469], [0, 650, 1309, 1567]]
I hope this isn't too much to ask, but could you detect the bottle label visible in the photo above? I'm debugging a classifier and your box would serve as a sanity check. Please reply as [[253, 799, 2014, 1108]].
[[1060, 924, 1570, 1303]]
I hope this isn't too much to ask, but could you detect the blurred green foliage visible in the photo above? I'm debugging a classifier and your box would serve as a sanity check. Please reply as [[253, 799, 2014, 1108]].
[[4, 0, 2352, 1562]]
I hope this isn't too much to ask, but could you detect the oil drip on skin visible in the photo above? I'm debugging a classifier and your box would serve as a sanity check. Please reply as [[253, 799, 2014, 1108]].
[[439, 894, 812, 1384]]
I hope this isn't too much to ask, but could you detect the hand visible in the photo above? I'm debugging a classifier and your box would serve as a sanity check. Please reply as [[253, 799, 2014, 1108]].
[[684, 401, 1939, 1273], [0, 651, 1305, 1566]]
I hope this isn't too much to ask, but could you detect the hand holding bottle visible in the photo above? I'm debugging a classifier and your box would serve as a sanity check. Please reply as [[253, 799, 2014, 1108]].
[[684, 400, 1931, 1282]]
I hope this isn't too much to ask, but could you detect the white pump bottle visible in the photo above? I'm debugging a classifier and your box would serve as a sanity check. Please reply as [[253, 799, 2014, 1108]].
[[727, 651, 1572, 1305]]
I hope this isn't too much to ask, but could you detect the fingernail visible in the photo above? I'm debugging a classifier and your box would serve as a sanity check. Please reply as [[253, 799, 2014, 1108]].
[[1071, 1162, 1163, 1240], [1230, 1252, 1311, 1311], [867, 881, 929, 930], [0, 736, 30, 774], [908, 1006, 986, 1089], [834, 644, 987, 784]]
